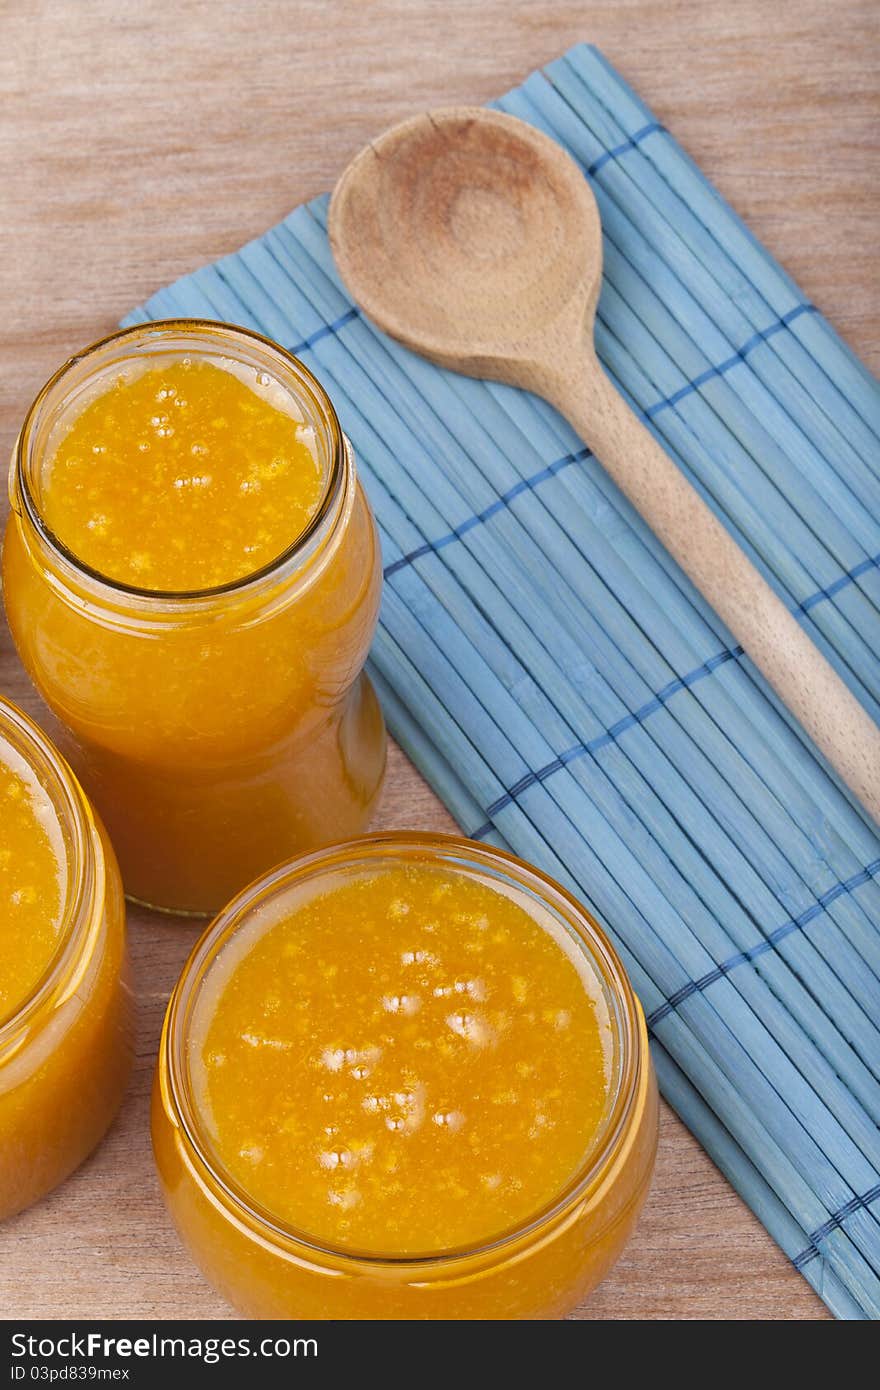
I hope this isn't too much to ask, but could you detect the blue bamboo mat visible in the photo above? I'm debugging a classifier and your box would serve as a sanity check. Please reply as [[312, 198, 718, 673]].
[[124, 45, 880, 1319]]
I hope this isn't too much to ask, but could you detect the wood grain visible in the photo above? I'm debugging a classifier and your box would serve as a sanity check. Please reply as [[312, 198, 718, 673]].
[[2, 0, 877, 1322]]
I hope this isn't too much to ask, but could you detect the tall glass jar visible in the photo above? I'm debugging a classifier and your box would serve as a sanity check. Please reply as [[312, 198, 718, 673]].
[[4, 322, 386, 915], [0, 696, 131, 1221], [153, 834, 658, 1319]]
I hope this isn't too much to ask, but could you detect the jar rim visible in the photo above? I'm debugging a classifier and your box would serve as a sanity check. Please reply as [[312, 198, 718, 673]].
[[0, 698, 100, 1038], [163, 831, 646, 1270], [13, 319, 346, 604]]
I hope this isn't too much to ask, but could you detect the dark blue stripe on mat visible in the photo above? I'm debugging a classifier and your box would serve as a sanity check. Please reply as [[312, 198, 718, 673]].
[[792, 1183, 880, 1269], [381, 304, 821, 578], [800, 553, 880, 612], [464, 549, 877, 836], [383, 446, 593, 577], [468, 646, 744, 834], [643, 304, 818, 418], [586, 120, 666, 175], [284, 306, 358, 355], [644, 859, 880, 1028]]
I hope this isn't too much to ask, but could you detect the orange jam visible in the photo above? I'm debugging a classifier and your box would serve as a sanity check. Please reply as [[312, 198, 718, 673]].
[[153, 836, 658, 1318], [0, 697, 131, 1222], [193, 862, 610, 1254], [0, 742, 66, 1020], [40, 360, 325, 591], [5, 322, 386, 914]]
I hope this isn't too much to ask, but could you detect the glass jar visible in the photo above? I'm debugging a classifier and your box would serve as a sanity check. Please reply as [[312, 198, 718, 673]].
[[153, 834, 658, 1319], [4, 321, 386, 916], [0, 696, 131, 1221]]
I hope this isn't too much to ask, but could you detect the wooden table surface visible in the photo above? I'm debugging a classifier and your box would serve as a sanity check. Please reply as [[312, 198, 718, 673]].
[[2, 0, 877, 1322]]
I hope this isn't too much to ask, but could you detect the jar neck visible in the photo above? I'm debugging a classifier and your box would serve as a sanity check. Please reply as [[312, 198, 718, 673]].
[[8, 320, 353, 631], [9, 434, 354, 633], [0, 700, 106, 1050]]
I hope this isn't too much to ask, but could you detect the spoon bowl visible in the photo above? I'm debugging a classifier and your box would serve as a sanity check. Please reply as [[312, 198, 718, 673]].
[[330, 108, 602, 383]]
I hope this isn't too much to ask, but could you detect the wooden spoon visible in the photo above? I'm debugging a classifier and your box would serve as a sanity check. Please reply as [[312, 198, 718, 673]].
[[329, 106, 880, 823]]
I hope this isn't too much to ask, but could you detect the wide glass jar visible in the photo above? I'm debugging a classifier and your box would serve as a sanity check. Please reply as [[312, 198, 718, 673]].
[[4, 322, 386, 915], [153, 834, 658, 1319], [0, 696, 131, 1221]]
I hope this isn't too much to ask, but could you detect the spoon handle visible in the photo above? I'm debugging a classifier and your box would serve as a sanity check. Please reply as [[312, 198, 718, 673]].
[[552, 355, 880, 824]]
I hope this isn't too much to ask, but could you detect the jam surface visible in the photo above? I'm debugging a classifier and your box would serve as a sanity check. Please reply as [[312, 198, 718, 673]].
[[40, 359, 326, 591], [0, 744, 66, 1020], [191, 861, 611, 1254]]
